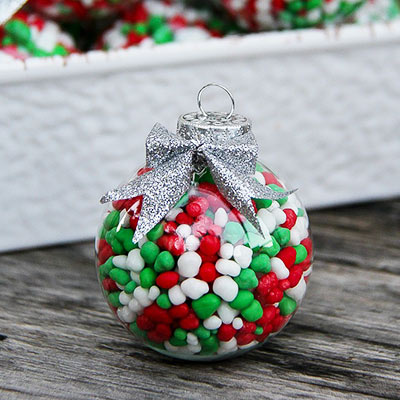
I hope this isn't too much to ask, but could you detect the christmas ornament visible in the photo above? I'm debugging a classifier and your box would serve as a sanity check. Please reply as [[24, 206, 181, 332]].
[[97, 0, 239, 50], [219, 0, 367, 30], [0, 10, 78, 59], [95, 84, 313, 360]]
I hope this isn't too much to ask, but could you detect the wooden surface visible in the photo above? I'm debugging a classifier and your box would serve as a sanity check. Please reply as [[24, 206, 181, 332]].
[[1, 199, 399, 400]]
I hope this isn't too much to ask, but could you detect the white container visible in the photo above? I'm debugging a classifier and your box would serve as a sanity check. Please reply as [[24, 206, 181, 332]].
[[1, 21, 399, 252]]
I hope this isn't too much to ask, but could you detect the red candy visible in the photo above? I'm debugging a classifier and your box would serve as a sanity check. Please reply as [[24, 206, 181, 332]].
[[156, 271, 179, 289], [102, 277, 119, 292], [169, 304, 189, 320], [198, 262, 219, 282], [262, 172, 282, 187], [176, 212, 193, 225], [236, 332, 255, 346], [288, 265, 303, 288], [257, 272, 278, 296], [217, 324, 236, 341], [144, 304, 172, 324], [264, 288, 284, 304], [276, 247, 297, 269], [256, 305, 276, 326], [199, 235, 221, 255], [281, 209, 297, 230], [179, 312, 199, 330], [136, 314, 155, 331], [158, 234, 185, 256], [241, 321, 256, 334], [163, 221, 177, 234]]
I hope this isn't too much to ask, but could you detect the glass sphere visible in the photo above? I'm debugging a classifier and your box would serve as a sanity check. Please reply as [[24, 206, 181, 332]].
[[95, 163, 313, 361]]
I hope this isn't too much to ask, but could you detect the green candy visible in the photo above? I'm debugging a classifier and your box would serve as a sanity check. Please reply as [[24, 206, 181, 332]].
[[111, 239, 124, 255], [306, 0, 323, 10], [294, 244, 308, 264], [287, 0, 303, 12], [261, 236, 280, 257], [268, 184, 288, 206], [108, 291, 122, 308], [104, 210, 120, 230], [223, 222, 245, 245], [254, 326, 263, 335], [105, 227, 116, 244], [99, 257, 114, 277], [124, 280, 137, 294], [115, 228, 137, 252], [140, 268, 157, 288], [140, 241, 160, 264], [279, 295, 297, 316], [197, 168, 214, 184], [157, 293, 172, 309], [146, 223, 164, 242], [5, 20, 31, 44], [99, 227, 106, 240], [234, 269, 258, 289], [109, 268, 131, 286], [153, 25, 173, 44], [205, 209, 215, 219], [272, 227, 291, 247], [255, 163, 264, 172], [169, 337, 187, 346], [229, 290, 254, 310], [241, 300, 263, 322], [250, 254, 271, 273], [173, 328, 187, 341], [154, 251, 175, 273], [148, 15, 164, 31], [175, 192, 189, 208], [192, 294, 221, 320], [254, 198, 273, 209], [200, 335, 219, 355], [129, 322, 147, 338], [193, 325, 211, 339]]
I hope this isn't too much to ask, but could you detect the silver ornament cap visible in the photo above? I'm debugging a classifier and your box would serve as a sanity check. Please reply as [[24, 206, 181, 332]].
[[177, 83, 252, 143]]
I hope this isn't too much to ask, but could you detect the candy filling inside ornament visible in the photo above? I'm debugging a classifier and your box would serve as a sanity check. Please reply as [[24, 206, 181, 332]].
[[95, 84, 313, 361]]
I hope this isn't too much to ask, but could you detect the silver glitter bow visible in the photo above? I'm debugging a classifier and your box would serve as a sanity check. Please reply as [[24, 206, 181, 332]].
[[101, 123, 294, 243]]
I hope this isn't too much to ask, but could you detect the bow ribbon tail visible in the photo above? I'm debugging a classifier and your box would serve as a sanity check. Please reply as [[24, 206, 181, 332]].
[[202, 149, 295, 237], [101, 151, 194, 243]]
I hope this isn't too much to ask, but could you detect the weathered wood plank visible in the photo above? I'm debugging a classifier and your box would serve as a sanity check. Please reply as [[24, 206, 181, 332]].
[[1, 199, 399, 400]]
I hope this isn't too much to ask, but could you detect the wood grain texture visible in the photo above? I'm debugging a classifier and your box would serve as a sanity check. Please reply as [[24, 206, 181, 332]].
[[1, 200, 399, 400]]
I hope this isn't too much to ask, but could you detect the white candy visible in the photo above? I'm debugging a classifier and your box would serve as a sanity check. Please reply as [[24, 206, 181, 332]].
[[271, 257, 290, 279], [288, 229, 301, 246], [233, 245, 253, 268], [239, 340, 258, 349], [215, 259, 241, 277], [126, 249, 145, 272], [219, 243, 234, 259], [267, 200, 280, 211], [168, 285, 186, 305], [130, 271, 140, 284], [220, 337, 237, 350], [186, 343, 202, 354], [138, 236, 148, 248], [282, 201, 298, 214], [176, 224, 191, 238], [232, 317, 244, 330], [203, 315, 222, 330], [117, 306, 136, 323], [272, 208, 287, 225], [257, 209, 276, 233], [133, 286, 152, 307], [166, 207, 182, 221], [217, 302, 240, 324], [213, 276, 238, 302], [164, 341, 180, 353], [254, 171, 266, 185], [119, 291, 132, 306], [180, 278, 209, 300], [128, 298, 143, 313], [186, 332, 199, 345], [214, 208, 228, 227], [178, 251, 202, 277], [185, 235, 200, 251], [286, 276, 307, 303], [112, 255, 128, 269], [148, 285, 160, 301]]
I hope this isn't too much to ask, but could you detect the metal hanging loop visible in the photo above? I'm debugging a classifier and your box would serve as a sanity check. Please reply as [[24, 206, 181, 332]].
[[197, 83, 235, 119]]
